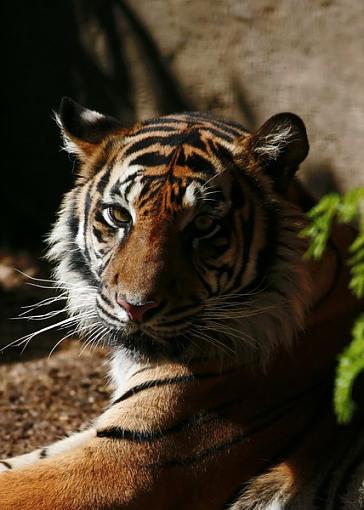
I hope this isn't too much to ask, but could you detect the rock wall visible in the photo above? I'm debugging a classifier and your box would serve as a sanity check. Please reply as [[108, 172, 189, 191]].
[[3, 0, 363, 247], [127, 0, 364, 193]]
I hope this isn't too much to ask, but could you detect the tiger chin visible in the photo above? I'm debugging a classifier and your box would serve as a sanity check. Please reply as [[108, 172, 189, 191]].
[[0, 98, 363, 510]]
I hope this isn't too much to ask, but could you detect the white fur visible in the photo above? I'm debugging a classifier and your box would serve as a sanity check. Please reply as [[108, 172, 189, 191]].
[[255, 124, 293, 160], [80, 109, 105, 124], [54, 112, 84, 158], [109, 348, 145, 399]]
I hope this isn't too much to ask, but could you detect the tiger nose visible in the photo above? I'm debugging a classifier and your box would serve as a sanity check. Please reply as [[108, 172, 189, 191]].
[[117, 298, 158, 322]]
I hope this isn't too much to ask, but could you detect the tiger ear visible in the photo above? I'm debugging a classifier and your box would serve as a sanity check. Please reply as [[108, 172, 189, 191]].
[[244, 113, 309, 191], [56, 97, 124, 161]]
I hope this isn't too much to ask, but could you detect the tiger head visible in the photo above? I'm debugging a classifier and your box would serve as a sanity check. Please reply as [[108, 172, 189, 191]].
[[49, 97, 311, 364]]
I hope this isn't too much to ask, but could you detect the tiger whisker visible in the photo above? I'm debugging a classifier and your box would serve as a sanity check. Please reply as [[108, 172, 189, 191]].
[[79, 324, 106, 354], [48, 330, 79, 358], [13, 269, 59, 284], [1, 312, 97, 353], [14, 269, 98, 291], [20, 292, 68, 308], [47, 319, 100, 358], [17, 298, 96, 321], [189, 328, 236, 358], [200, 321, 257, 348], [201, 306, 276, 320], [12, 309, 68, 321]]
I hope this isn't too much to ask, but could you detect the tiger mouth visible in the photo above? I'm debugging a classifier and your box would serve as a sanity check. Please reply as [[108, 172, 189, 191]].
[[102, 325, 191, 358]]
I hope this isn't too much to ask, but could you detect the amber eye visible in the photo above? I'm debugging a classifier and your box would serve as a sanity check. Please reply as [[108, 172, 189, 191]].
[[104, 206, 132, 227], [193, 214, 217, 234]]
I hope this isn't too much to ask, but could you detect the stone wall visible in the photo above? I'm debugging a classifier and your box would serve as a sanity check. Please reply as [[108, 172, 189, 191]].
[[3, 0, 363, 247], [127, 0, 364, 193]]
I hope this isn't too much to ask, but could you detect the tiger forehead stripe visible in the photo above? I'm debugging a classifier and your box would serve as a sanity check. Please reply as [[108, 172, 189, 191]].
[[114, 129, 239, 188], [140, 112, 245, 135]]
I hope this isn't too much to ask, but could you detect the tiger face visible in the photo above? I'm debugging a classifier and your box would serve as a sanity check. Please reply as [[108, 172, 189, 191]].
[[49, 98, 311, 362]]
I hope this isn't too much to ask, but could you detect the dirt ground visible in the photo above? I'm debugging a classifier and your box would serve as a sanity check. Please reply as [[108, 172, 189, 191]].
[[0, 257, 109, 458]]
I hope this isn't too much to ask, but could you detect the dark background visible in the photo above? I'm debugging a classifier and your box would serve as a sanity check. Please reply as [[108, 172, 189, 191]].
[[2, 0, 191, 249]]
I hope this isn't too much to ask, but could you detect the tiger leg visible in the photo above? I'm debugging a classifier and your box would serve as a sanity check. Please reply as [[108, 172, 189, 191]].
[[0, 428, 95, 472], [0, 434, 134, 510]]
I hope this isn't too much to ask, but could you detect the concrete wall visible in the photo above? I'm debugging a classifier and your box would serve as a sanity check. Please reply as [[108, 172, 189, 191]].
[[3, 1, 363, 247], [127, 0, 364, 193]]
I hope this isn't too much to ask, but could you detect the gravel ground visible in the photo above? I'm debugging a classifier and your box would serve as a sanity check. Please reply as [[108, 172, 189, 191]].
[[0, 341, 109, 458], [0, 255, 110, 459]]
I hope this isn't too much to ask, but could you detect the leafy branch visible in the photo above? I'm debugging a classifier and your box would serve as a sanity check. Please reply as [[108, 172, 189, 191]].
[[301, 187, 364, 423]]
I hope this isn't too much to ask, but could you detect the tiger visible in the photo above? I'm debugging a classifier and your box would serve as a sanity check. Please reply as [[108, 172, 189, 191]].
[[0, 96, 363, 510]]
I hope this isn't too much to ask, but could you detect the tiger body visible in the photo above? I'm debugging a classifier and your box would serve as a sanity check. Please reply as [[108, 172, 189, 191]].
[[0, 100, 363, 509]]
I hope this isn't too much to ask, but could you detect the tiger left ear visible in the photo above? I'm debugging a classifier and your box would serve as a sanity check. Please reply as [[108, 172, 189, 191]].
[[56, 97, 125, 161], [242, 113, 309, 191]]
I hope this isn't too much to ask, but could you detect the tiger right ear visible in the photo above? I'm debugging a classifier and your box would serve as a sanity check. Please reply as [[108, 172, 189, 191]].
[[240, 112, 309, 192], [56, 97, 124, 161]]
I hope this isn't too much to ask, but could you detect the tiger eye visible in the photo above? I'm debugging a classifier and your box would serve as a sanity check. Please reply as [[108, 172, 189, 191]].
[[194, 214, 215, 231], [108, 206, 131, 226]]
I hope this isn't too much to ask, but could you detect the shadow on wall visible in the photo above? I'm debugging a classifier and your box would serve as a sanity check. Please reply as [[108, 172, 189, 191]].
[[303, 162, 342, 198], [1, 0, 190, 249], [2, 0, 337, 249]]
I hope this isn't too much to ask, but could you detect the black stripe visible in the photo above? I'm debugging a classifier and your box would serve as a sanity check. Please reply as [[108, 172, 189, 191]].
[[67, 193, 80, 240], [162, 401, 299, 468], [119, 171, 141, 187], [164, 383, 329, 470], [99, 293, 114, 308], [137, 183, 163, 210], [176, 151, 216, 175], [0, 460, 12, 469], [112, 369, 237, 405], [39, 448, 47, 459], [227, 201, 255, 293], [100, 384, 302, 443], [91, 156, 107, 178], [198, 126, 237, 141], [97, 301, 120, 324], [103, 381, 327, 480], [124, 133, 211, 157], [82, 184, 92, 263], [130, 366, 154, 377], [67, 247, 98, 287], [92, 226, 104, 243], [97, 409, 220, 442], [124, 180, 138, 202], [159, 307, 203, 327], [131, 151, 170, 168], [241, 202, 256, 271], [194, 268, 214, 295], [143, 116, 191, 125], [94, 210, 107, 225], [96, 159, 115, 194], [136, 113, 244, 139], [133, 126, 181, 135], [181, 111, 245, 134]]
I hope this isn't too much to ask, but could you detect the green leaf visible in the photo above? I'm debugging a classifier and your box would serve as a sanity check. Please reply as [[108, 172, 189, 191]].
[[301, 193, 340, 260], [338, 188, 364, 224], [334, 314, 364, 424], [303, 188, 364, 423]]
